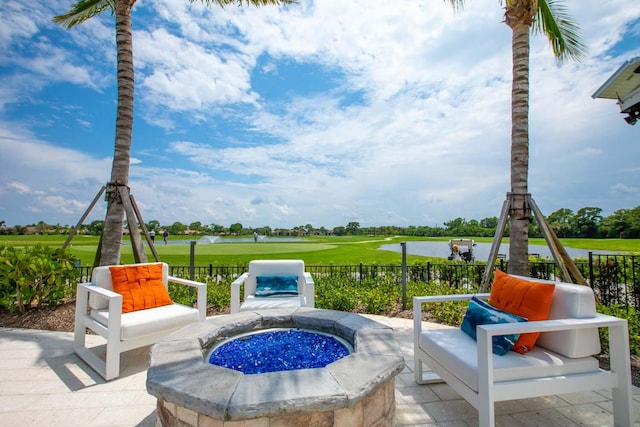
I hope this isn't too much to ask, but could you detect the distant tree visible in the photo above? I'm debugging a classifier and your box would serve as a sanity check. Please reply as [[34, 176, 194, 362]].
[[333, 226, 346, 236], [479, 217, 498, 230], [256, 226, 272, 235], [570, 207, 602, 238], [168, 222, 187, 235], [208, 223, 224, 234], [599, 207, 640, 238], [547, 208, 574, 238], [189, 221, 203, 233], [146, 219, 161, 231], [229, 223, 243, 235], [443, 217, 468, 235], [87, 220, 105, 235], [37, 221, 49, 235], [444, 217, 465, 230], [346, 222, 360, 235]]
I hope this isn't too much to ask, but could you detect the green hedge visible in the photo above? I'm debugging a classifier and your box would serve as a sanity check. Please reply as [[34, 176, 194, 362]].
[[0, 245, 78, 313]]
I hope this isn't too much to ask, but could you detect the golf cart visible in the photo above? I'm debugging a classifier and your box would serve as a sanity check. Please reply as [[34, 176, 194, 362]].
[[448, 239, 475, 262]]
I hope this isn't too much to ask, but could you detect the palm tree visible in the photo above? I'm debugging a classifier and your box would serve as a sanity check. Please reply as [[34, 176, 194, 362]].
[[54, 0, 296, 266], [444, 0, 586, 275]]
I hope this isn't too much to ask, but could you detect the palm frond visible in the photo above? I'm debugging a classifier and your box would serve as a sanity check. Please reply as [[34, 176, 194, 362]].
[[534, 0, 587, 62], [53, 0, 115, 29], [442, 0, 467, 12], [189, 0, 298, 7]]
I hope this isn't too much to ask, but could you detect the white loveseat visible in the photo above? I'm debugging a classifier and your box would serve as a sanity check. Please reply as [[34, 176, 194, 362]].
[[230, 260, 315, 313], [74, 262, 207, 380], [413, 275, 633, 427]]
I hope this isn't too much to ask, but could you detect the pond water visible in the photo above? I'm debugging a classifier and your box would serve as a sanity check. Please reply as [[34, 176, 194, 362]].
[[379, 241, 619, 261]]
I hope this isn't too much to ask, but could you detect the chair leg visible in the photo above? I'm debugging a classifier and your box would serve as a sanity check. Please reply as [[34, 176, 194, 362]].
[[610, 324, 634, 426], [478, 404, 495, 427], [74, 287, 89, 351], [415, 357, 425, 384], [104, 341, 121, 381]]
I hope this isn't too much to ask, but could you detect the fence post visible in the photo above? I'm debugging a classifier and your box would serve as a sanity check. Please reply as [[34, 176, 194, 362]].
[[401, 242, 407, 311], [588, 251, 594, 288], [189, 241, 196, 281]]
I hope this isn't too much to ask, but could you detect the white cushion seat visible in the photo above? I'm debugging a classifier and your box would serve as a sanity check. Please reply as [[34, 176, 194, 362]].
[[420, 327, 599, 392], [90, 303, 200, 341], [240, 295, 304, 311]]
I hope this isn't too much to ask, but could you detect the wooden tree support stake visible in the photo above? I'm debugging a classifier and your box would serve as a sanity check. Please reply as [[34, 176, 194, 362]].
[[63, 184, 159, 266], [480, 193, 586, 291], [62, 186, 106, 251], [129, 193, 160, 262]]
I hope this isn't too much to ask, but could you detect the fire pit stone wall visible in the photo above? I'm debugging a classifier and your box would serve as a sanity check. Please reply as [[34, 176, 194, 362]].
[[146, 307, 405, 427]]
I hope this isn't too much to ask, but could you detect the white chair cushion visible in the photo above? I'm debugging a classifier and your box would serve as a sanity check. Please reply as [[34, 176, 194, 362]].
[[244, 260, 305, 297], [420, 328, 599, 392], [536, 281, 601, 357], [90, 303, 199, 341], [240, 295, 304, 311]]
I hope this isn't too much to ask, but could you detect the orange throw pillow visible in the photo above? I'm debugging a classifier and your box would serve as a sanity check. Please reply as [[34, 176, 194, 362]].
[[489, 269, 555, 354], [109, 263, 172, 313]]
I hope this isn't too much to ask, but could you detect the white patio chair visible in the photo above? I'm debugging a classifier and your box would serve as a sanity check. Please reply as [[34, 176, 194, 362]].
[[74, 262, 207, 380], [413, 274, 633, 427], [230, 260, 314, 313]]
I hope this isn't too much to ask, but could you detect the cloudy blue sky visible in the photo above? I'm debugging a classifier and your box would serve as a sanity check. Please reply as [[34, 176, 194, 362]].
[[1, 0, 639, 230]]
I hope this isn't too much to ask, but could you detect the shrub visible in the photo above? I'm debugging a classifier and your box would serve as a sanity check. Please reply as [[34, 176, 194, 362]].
[[597, 304, 640, 356], [315, 276, 359, 312], [0, 245, 78, 313], [314, 275, 471, 324], [168, 276, 231, 310], [206, 278, 232, 309], [406, 280, 470, 325]]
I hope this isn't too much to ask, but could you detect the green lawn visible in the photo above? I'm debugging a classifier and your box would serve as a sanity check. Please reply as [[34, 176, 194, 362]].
[[1, 234, 638, 265]]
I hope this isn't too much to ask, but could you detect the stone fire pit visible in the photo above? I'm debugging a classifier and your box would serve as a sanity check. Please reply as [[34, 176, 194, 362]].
[[146, 308, 405, 426]]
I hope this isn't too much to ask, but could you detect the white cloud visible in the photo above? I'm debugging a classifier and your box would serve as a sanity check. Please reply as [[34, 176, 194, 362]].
[[1, 0, 640, 228], [610, 183, 639, 196], [2, 181, 32, 195], [0, 122, 111, 224]]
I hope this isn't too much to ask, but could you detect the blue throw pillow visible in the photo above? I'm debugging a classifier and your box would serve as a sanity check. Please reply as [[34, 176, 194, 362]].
[[255, 275, 299, 297], [461, 296, 527, 356]]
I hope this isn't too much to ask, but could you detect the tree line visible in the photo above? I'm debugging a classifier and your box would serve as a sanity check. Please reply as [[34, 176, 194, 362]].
[[2, 205, 639, 239]]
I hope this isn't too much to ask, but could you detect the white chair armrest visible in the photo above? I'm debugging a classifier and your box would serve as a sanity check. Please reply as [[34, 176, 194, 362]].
[[230, 273, 250, 313], [476, 313, 625, 336], [303, 272, 315, 308], [76, 282, 123, 331], [168, 276, 208, 321], [168, 276, 205, 288], [78, 282, 123, 300]]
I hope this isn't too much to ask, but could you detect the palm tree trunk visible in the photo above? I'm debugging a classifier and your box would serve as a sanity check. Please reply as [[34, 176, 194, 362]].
[[99, 0, 135, 266], [508, 23, 531, 276]]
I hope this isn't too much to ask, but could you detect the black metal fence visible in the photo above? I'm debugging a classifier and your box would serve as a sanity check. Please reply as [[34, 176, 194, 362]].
[[75, 252, 640, 309]]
